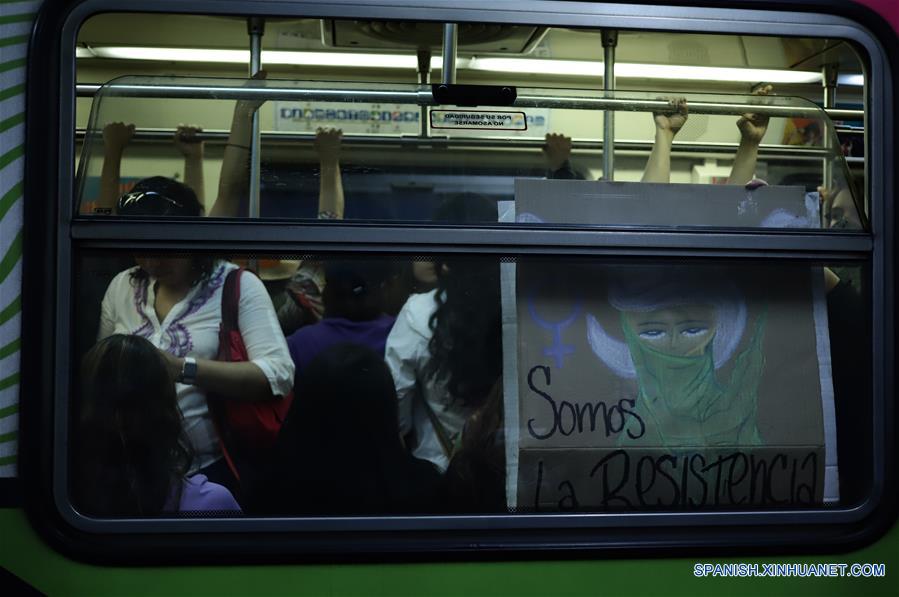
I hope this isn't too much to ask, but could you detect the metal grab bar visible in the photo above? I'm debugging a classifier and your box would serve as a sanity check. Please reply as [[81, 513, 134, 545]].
[[76, 83, 432, 104], [74, 127, 842, 158], [75, 83, 864, 121]]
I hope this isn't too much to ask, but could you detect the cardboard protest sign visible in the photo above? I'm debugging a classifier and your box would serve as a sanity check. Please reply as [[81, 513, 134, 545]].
[[513, 179, 820, 229], [502, 181, 837, 511]]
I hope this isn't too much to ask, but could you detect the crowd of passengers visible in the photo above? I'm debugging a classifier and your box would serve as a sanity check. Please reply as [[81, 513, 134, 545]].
[[74, 81, 865, 516]]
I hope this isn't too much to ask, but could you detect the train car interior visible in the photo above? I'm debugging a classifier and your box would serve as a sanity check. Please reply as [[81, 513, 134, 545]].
[[41, 4, 890, 557]]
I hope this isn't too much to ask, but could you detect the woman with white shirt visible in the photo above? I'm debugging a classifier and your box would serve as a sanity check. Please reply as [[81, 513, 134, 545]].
[[385, 195, 502, 472], [97, 179, 294, 488]]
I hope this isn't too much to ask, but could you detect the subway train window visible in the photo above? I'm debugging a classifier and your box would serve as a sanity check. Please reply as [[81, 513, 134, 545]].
[[22, 0, 893, 557], [71, 251, 871, 517]]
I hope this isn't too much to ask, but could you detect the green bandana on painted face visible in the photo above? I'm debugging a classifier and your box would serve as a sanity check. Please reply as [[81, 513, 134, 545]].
[[621, 309, 768, 447], [622, 315, 718, 417]]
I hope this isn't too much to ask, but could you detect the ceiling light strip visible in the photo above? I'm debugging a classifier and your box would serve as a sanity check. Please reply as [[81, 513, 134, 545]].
[[80, 46, 856, 85]]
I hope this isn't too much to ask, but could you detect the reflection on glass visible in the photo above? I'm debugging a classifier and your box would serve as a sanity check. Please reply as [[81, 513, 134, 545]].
[[72, 251, 871, 517], [75, 77, 865, 230]]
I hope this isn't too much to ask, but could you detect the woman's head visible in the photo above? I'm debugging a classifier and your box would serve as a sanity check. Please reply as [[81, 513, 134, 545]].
[[821, 186, 863, 230], [405, 193, 495, 289], [75, 334, 191, 516], [119, 178, 209, 287], [322, 259, 393, 321], [131, 255, 217, 289], [411, 260, 439, 286], [117, 176, 203, 217], [429, 193, 497, 282]]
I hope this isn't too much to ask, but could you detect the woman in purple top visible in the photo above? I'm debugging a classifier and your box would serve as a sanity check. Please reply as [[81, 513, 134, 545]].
[[286, 259, 396, 381], [167, 474, 240, 513], [74, 334, 240, 516]]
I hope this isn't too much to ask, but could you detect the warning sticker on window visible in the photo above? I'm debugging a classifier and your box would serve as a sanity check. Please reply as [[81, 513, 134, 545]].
[[430, 110, 528, 131]]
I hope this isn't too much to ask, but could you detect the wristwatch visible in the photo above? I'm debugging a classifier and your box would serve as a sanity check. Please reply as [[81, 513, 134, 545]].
[[178, 357, 198, 385]]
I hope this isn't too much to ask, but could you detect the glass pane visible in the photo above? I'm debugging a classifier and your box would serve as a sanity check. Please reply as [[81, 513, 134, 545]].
[[75, 76, 865, 231], [69, 250, 872, 517]]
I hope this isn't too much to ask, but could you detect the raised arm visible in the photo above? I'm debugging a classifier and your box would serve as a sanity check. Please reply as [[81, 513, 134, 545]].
[[543, 132, 581, 180], [94, 122, 135, 214], [728, 84, 773, 185], [314, 127, 344, 219], [174, 124, 206, 209], [641, 98, 687, 183], [209, 71, 267, 218]]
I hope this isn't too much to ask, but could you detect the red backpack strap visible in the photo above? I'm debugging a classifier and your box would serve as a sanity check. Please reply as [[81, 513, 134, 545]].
[[215, 267, 245, 484], [221, 268, 243, 333]]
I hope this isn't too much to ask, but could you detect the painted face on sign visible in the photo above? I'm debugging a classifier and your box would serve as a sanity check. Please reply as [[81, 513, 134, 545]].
[[623, 304, 718, 357]]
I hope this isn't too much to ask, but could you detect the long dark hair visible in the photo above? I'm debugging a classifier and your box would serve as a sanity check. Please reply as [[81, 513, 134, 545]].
[[74, 334, 192, 516], [445, 380, 506, 512], [426, 257, 502, 408], [425, 194, 502, 409]]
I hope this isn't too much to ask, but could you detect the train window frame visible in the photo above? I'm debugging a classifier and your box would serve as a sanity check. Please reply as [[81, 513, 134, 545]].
[[21, 0, 897, 559]]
